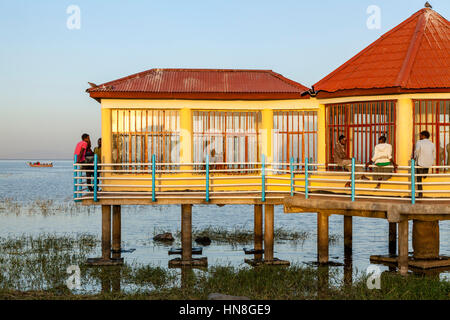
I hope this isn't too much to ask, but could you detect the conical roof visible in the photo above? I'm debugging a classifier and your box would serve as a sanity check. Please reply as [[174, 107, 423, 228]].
[[314, 8, 450, 98]]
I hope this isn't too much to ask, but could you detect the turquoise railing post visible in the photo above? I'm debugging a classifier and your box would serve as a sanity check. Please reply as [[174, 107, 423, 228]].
[[351, 158, 355, 202], [290, 157, 294, 196], [152, 154, 156, 202], [73, 155, 78, 201], [261, 155, 266, 202], [77, 155, 83, 201], [93, 154, 98, 202], [206, 155, 210, 202], [305, 158, 309, 199], [411, 159, 416, 204]]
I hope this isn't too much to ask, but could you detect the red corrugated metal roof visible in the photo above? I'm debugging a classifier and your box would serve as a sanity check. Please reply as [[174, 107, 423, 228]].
[[314, 8, 450, 98], [87, 69, 309, 100]]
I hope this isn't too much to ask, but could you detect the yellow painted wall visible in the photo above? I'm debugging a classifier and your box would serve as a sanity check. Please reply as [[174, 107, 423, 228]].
[[317, 104, 326, 165], [101, 108, 112, 164], [180, 108, 192, 164], [261, 109, 273, 163], [396, 98, 413, 166]]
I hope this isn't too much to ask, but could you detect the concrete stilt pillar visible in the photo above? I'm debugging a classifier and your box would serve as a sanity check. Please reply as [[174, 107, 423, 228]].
[[181, 204, 192, 262], [317, 265, 330, 298], [101, 205, 111, 261], [254, 204, 263, 261], [344, 215, 352, 257], [317, 211, 329, 264], [343, 215, 352, 285], [100, 267, 111, 293], [412, 220, 439, 259], [389, 222, 397, 256], [398, 219, 409, 275], [112, 205, 121, 260], [112, 267, 121, 292], [264, 204, 274, 261]]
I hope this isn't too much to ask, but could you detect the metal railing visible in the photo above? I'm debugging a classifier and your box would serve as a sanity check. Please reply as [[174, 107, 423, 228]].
[[73, 155, 450, 204]]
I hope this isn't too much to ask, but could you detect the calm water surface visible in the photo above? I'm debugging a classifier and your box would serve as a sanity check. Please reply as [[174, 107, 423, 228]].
[[1, 160, 449, 279]]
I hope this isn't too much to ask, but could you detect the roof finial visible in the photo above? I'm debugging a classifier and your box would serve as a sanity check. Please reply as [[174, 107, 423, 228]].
[[424, 2, 432, 9]]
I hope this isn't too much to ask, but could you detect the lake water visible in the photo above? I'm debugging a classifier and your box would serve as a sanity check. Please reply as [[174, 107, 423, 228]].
[[1, 160, 450, 279]]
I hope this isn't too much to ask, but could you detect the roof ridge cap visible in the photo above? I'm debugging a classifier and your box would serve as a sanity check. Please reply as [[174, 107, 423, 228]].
[[395, 9, 430, 87]]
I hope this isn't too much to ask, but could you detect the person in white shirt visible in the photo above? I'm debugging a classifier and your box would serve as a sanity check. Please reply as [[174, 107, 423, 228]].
[[414, 130, 436, 198], [365, 136, 398, 189]]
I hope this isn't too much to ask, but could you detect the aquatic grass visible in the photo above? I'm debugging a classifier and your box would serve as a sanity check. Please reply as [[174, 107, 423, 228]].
[[0, 233, 99, 292], [2, 262, 450, 300], [170, 226, 310, 245], [1, 233, 450, 300], [0, 198, 96, 216]]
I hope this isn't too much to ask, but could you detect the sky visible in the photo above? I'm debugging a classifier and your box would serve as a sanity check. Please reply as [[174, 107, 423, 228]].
[[0, 0, 448, 159]]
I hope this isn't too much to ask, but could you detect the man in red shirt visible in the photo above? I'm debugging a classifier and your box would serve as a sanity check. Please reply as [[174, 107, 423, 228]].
[[74, 133, 94, 191], [74, 133, 90, 163]]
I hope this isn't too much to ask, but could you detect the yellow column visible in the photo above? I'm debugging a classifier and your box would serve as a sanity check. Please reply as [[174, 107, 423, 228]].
[[101, 106, 112, 164], [180, 108, 192, 167], [261, 109, 273, 163], [101, 106, 112, 190], [317, 104, 326, 165], [396, 98, 413, 166]]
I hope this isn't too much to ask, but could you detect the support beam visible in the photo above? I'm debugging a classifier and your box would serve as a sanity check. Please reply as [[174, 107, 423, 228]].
[[112, 205, 121, 260], [389, 222, 397, 256], [317, 211, 329, 264], [254, 204, 263, 261], [181, 204, 192, 262], [398, 219, 409, 275], [101, 205, 111, 260], [344, 215, 352, 257], [264, 204, 274, 261]]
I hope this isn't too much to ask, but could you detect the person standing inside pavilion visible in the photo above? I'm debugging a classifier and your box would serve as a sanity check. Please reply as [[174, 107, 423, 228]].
[[414, 130, 436, 198]]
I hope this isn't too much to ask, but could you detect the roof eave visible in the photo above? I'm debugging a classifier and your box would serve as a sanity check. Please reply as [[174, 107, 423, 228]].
[[315, 87, 450, 99], [88, 91, 310, 101]]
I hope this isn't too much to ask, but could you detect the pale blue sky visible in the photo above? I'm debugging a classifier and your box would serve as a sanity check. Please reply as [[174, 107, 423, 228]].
[[0, 0, 448, 159]]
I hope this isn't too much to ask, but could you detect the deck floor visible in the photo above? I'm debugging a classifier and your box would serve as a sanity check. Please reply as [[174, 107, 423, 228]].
[[79, 191, 290, 205]]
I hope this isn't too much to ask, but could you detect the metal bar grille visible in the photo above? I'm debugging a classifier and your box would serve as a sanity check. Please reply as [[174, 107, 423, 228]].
[[111, 109, 180, 170], [273, 111, 318, 170], [193, 111, 261, 172], [413, 99, 450, 166], [326, 100, 396, 165]]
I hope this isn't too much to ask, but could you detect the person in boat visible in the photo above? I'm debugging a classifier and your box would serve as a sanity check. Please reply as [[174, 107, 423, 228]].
[[74, 133, 94, 192], [334, 135, 369, 188], [365, 135, 398, 189]]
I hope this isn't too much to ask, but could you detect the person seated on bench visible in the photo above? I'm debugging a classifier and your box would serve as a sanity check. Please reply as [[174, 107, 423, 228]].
[[334, 135, 369, 188], [365, 135, 398, 189]]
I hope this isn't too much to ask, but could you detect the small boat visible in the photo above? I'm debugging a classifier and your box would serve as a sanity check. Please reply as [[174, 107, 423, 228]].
[[27, 161, 53, 168]]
